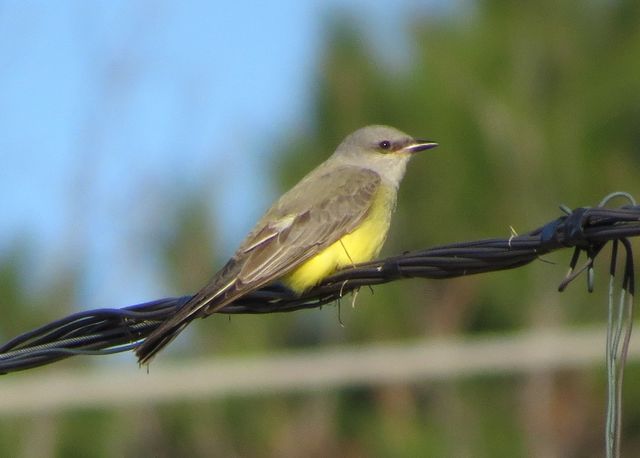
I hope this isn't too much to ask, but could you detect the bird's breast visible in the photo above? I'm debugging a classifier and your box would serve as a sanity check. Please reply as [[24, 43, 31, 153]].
[[282, 184, 397, 293]]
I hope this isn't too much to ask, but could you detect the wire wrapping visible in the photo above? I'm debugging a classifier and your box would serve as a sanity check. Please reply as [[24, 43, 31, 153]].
[[1, 198, 639, 374]]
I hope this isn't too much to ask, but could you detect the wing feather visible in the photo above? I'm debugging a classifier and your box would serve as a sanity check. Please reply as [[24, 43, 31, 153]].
[[233, 168, 380, 287], [136, 164, 381, 363]]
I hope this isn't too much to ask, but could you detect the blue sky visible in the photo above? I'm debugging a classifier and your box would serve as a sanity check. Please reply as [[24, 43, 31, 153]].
[[0, 1, 447, 309]]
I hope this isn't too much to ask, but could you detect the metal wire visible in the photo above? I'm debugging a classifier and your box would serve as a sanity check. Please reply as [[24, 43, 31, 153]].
[[1, 198, 639, 374], [603, 193, 636, 458]]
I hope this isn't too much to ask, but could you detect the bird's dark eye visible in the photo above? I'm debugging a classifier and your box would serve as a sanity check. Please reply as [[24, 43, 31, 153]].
[[378, 140, 391, 150]]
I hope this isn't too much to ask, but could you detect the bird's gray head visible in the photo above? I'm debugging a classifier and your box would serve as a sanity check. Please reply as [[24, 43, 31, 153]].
[[331, 125, 438, 187]]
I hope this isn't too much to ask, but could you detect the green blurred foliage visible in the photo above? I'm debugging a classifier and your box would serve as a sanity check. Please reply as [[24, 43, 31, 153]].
[[0, 239, 79, 357], [3, 0, 640, 456]]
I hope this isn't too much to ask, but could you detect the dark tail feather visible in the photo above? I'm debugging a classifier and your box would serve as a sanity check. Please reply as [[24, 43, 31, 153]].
[[135, 288, 230, 364], [136, 276, 239, 364], [136, 319, 193, 365]]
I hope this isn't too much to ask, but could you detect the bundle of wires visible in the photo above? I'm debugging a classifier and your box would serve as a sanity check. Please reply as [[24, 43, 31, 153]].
[[1, 194, 637, 374]]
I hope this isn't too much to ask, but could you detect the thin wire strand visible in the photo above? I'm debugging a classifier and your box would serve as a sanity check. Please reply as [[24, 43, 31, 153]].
[[598, 193, 637, 458], [606, 240, 618, 458]]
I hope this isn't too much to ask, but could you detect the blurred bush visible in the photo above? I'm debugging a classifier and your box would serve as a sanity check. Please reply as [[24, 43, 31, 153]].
[[3, 1, 640, 456]]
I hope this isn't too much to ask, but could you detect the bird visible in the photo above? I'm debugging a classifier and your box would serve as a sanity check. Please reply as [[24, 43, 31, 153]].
[[135, 125, 438, 364]]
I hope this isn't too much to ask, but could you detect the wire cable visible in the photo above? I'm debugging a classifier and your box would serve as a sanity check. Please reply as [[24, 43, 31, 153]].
[[1, 196, 638, 374]]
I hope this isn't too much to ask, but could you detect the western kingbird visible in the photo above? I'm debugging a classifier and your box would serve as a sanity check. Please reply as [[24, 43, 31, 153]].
[[136, 125, 437, 363]]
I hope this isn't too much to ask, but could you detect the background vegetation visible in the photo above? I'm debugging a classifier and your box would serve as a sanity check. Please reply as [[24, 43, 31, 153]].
[[2, 0, 640, 456]]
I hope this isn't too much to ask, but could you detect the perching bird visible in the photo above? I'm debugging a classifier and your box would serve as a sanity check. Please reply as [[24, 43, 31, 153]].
[[136, 125, 438, 364]]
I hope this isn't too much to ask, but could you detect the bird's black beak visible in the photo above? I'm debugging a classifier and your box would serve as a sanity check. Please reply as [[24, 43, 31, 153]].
[[404, 140, 439, 154]]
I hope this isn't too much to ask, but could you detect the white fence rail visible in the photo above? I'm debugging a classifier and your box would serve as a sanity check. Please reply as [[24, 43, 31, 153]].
[[1, 325, 637, 415]]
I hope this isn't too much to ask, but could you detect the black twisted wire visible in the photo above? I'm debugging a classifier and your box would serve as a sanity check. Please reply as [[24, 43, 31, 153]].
[[1, 198, 638, 373]]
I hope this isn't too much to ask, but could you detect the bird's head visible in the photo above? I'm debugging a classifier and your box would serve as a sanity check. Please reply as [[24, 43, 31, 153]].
[[332, 125, 438, 185]]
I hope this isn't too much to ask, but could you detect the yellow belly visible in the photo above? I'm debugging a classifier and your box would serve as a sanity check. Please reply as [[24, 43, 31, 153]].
[[282, 185, 396, 293]]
